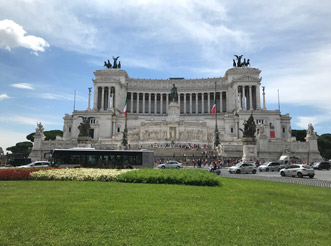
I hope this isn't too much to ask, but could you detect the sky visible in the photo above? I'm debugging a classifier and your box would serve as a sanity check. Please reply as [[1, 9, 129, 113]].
[[0, 0, 331, 153]]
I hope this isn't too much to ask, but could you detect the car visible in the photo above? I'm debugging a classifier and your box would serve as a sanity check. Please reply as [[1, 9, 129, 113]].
[[17, 161, 50, 168], [228, 162, 257, 174], [158, 160, 182, 169], [258, 162, 285, 172], [280, 164, 315, 178], [312, 161, 330, 170]]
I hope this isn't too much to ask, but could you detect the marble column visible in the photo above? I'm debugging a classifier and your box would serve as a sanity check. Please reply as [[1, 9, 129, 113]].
[[166, 93, 169, 114], [143, 93, 146, 114], [195, 93, 198, 114], [160, 93, 163, 114], [93, 86, 98, 110], [249, 86, 253, 110], [184, 93, 186, 114], [101, 87, 105, 111], [256, 86, 261, 109], [137, 93, 140, 114], [108, 87, 111, 110], [207, 93, 210, 113], [202, 93, 205, 114], [154, 93, 157, 115], [149, 93, 152, 114], [190, 93, 192, 114]]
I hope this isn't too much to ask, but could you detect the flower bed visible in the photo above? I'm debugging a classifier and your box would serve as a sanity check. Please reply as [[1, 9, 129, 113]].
[[29, 168, 132, 181], [0, 168, 52, 180]]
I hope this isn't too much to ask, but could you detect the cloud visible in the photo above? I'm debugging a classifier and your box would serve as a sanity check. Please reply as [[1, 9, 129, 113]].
[[0, 93, 10, 100], [0, 130, 28, 153], [10, 83, 34, 90], [264, 45, 331, 113], [0, 115, 57, 126], [40, 92, 85, 102], [0, 19, 49, 54]]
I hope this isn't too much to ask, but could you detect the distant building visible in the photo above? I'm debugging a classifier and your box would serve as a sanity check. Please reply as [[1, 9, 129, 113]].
[[29, 63, 321, 162]]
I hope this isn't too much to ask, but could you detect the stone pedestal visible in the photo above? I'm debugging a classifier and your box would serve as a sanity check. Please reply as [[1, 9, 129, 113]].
[[242, 137, 257, 161], [77, 136, 92, 148], [305, 135, 322, 163]]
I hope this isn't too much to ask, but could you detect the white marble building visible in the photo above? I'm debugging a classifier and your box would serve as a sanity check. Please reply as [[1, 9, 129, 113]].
[[29, 64, 321, 162]]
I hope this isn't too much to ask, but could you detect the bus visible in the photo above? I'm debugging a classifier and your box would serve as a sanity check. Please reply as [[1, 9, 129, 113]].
[[51, 148, 154, 169]]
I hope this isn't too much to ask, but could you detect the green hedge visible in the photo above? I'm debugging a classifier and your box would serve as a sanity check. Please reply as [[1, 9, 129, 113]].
[[116, 168, 221, 186]]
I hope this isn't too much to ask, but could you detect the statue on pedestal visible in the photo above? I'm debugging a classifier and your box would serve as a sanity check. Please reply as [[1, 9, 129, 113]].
[[78, 116, 94, 138], [306, 123, 316, 137], [170, 84, 178, 102], [241, 114, 256, 138], [104, 56, 121, 69], [35, 122, 45, 136]]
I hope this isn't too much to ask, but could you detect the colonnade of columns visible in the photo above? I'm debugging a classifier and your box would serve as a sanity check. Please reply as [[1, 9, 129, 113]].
[[94, 86, 115, 111], [237, 85, 259, 110], [127, 91, 227, 115]]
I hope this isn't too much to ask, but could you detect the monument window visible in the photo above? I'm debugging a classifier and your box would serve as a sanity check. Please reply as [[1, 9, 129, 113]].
[[283, 127, 285, 133], [203, 93, 208, 113], [117, 127, 120, 132], [127, 93, 131, 112], [156, 94, 161, 114], [139, 93, 143, 113], [186, 94, 190, 114], [69, 127, 71, 133], [180, 94, 184, 114], [198, 93, 202, 113], [151, 94, 155, 114], [192, 94, 196, 114], [132, 93, 137, 113], [231, 128, 233, 133], [162, 94, 167, 114], [222, 92, 227, 112], [144, 93, 149, 113]]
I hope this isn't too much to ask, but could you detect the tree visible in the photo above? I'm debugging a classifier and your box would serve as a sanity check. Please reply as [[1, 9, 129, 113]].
[[291, 130, 307, 141], [6, 141, 33, 158], [318, 134, 331, 160], [26, 130, 63, 142]]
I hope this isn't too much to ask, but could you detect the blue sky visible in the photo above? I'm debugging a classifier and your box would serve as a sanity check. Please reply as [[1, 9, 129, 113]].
[[1, 0, 331, 153]]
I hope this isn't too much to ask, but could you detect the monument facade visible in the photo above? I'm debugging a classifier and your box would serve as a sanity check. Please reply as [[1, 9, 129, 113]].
[[29, 57, 322, 162]]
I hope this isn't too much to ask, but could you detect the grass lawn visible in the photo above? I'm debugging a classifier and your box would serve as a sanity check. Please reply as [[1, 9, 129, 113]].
[[0, 178, 330, 246]]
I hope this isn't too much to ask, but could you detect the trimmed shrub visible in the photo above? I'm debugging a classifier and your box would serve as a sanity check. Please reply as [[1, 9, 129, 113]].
[[116, 169, 221, 186]]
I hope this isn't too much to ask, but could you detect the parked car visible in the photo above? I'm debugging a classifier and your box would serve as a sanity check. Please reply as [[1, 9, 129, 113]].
[[17, 161, 50, 168], [258, 162, 285, 172], [312, 161, 330, 170], [280, 164, 315, 178], [158, 160, 182, 169], [228, 162, 257, 174]]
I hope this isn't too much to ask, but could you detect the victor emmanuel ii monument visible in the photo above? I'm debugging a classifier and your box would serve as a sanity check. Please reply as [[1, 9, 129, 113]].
[[29, 56, 321, 162]]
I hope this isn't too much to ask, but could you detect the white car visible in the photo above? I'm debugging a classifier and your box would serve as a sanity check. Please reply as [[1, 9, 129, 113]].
[[158, 161, 182, 169], [258, 162, 285, 172], [280, 164, 315, 178], [228, 162, 257, 174], [17, 161, 50, 168]]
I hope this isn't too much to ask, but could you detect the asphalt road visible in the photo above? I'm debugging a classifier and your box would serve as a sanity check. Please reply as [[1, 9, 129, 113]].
[[186, 166, 331, 187], [218, 168, 331, 188]]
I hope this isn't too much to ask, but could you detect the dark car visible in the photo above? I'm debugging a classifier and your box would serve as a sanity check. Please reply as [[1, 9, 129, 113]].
[[312, 161, 330, 170]]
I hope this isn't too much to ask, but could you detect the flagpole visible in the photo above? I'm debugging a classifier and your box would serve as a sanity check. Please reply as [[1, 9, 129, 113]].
[[214, 81, 220, 148], [122, 83, 128, 149]]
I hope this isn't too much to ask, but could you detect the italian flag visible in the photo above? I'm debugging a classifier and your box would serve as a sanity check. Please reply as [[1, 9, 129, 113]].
[[211, 97, 216, 115], [124, 96, 127, 117]]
